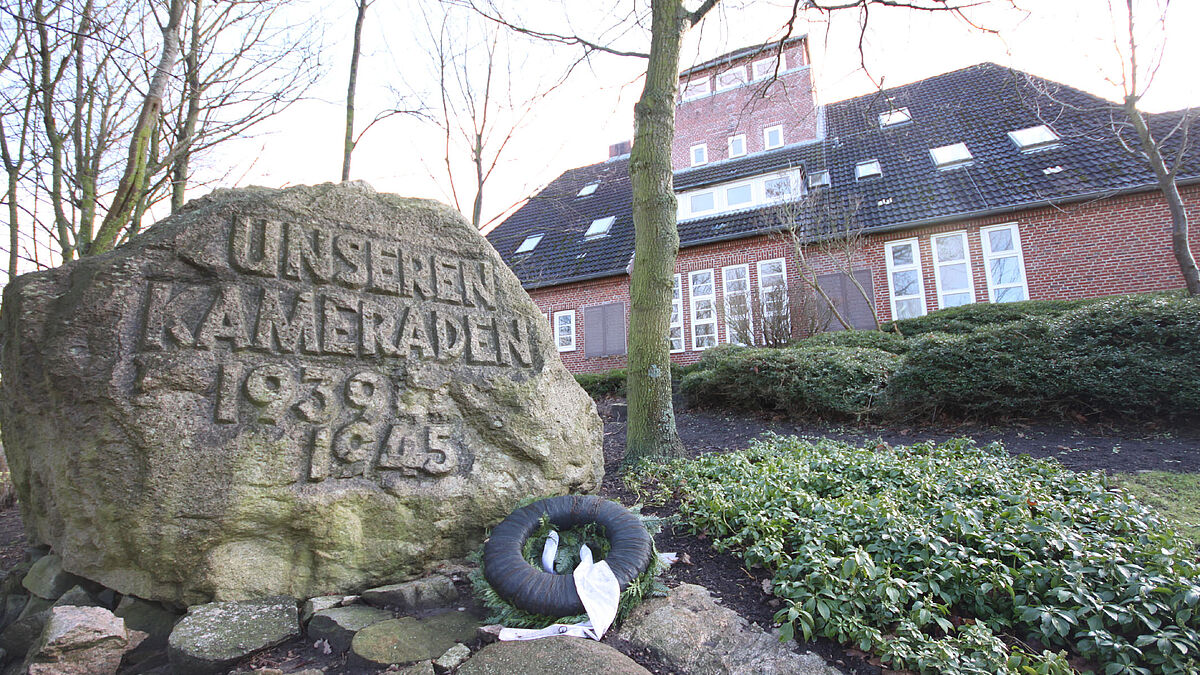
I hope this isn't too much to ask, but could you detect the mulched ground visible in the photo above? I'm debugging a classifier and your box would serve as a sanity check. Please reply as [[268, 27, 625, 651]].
[[0, 404, 1196, 674]]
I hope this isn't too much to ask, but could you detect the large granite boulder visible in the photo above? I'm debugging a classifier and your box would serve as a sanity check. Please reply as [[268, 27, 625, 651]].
[[0, 182, 604, 605]]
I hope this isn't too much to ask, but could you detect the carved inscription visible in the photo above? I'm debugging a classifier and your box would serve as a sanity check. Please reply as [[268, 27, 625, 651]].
[[135, 217, 534, 487]]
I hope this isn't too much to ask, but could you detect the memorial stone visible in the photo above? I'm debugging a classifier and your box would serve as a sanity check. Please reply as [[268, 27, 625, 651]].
[[0, 182, 603, 604]]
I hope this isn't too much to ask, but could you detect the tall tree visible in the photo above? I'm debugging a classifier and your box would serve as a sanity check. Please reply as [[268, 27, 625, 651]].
[[341, 0, 368, 181]]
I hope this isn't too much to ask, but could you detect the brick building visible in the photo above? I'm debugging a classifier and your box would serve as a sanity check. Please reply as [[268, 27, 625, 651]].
[[486, 37, 1200, 373]]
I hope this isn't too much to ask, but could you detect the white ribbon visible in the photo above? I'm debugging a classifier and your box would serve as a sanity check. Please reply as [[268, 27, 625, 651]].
[[499, 532, 621, 642]]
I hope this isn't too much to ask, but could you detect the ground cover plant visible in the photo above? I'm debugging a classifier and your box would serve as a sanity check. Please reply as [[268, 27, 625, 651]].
[[630, 436, 1200, 674], [681, 293, 1200, 421]]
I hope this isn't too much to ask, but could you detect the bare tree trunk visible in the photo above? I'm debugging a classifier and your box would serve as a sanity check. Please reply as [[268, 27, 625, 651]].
[[1124, 99, 1199, 295], [625, 0, 691, 463], [88, 0, 186, 256], [172, 0, 203, 212], [342, 0, 368, 182]]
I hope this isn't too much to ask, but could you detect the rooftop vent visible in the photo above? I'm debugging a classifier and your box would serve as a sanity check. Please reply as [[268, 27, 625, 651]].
[[1008, 125, 1059, 151], [609, 141, 632, 158], [808, 170, 830, 188], [577, 182, 599, 197]]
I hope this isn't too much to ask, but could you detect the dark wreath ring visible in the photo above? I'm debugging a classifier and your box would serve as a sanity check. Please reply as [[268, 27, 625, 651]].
[[482, 494, 654, 618]]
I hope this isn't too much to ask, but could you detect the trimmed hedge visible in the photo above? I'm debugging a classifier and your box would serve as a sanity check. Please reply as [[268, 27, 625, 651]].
[[683, 293, 1200, 420], [679, 345, 899, 418], [881, 296, 1101, 336], [574, 369, 627, 398]]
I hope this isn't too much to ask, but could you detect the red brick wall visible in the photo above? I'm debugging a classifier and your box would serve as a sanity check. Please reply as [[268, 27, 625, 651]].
[[529, 184, 1200, 374], [673, 40, 818, 172]]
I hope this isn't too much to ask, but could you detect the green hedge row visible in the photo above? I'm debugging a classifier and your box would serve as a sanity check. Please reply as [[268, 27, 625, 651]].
[[682, 293, 1200, 420]]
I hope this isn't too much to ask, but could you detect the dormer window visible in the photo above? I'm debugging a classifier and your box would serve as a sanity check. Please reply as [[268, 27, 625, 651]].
[[681, 78, 710, 101], [515, 234, 543, 254], [1008, 125, 1060, 150], [752, 54, 786, 81], [715, 66, 747, 91], [763, 125, 784, 150], [879, 108, 912, 128], [691, 143, 708, 167], [855, 159, 882, 180], [808, 170, 830, 188], [929, 142, 973, 169], [577, 182, 598, 197], [728, 134, 746, 158], [584, 216, 615, 239]]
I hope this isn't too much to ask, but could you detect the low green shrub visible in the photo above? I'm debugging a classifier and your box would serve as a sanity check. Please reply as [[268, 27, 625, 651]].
[[882, 296, 1101, 336], [801, 329, 909, 354], [680, 345, 898, 418], [630, 437, 1200, 674], [574, 369, 627, 399]]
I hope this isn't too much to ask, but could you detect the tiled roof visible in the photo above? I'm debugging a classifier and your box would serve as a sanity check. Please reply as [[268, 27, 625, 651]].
[[486, 62, 1200, 289]]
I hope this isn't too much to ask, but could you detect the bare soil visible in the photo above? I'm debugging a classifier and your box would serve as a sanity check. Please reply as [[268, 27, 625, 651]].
[[0, 404, 1196, 674]]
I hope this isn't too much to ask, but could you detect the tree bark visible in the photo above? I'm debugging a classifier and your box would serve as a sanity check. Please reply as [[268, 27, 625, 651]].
[[172, 0, 204, 212], [624, 0, 690, 464], [342, 0, 368, 182], [1124, 97, 1199, 295], [88, 0, 186, 256]]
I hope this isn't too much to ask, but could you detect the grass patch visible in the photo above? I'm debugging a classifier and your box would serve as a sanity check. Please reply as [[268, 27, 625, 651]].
[[630, 436, 1200, 675], [1115, 471, 1200, 546]]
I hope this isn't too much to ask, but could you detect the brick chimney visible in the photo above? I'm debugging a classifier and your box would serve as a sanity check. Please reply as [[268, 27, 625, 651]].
[[608, 141, 632, 158]]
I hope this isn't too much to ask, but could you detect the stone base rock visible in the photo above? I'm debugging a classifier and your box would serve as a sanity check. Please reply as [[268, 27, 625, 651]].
[[307, 605, 392, 653], [22, 605, 143, 675], [617, 584, 840, 675], [351, 611, 478, 666], [457, 638, 650, 675], [167, 597, 299, 674], [21, 556, 84, 601], [433, 642, 471, 672], [300, 595, 357, 625], [361, 575, 458, 612]]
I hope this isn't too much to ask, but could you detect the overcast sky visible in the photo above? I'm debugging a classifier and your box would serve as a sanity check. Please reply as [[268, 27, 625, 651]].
[[204, 0, 1200, 231]]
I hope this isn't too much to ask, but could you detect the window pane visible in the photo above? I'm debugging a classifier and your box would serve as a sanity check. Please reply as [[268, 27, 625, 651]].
[[939, 262, 969, 292], [988, 228, 1014, 252], [935, 235, 965, 262], [995, 286, 1026, 302], [690, 192, 714, 212], [890, 243, 913, 267], [896, 298, 924, 319], [990, 256, 1021, 285], [695, 301, 714, 321], [727, 184, 752, 206], [942, 292, 972, 307], [670, 305, 680, 324], [765, 177, 792, 199], [892, 269, 919, 297], [760, 260, 783, 277]]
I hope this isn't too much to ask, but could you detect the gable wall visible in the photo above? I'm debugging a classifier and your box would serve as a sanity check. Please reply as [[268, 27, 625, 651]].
[[531, 183, 1200, 373]]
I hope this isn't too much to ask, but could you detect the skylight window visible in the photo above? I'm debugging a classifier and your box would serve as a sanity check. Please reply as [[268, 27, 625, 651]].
[[807, 170, 830, 188], [929, 142, 973, 169], [515, 234, 543, 254], [577, 182, 598, 197], [855, 159, 882, 180], [584, 216, 615, 239], [879, 108, 912, 128], [1008, 125, 1060, 151]]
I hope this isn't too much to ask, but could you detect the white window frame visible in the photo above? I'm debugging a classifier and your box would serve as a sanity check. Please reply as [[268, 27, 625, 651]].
[[552, 310, 576, 352], [884, 238, 928, 320], [681, 78, 710, 101], [515, 233, 543, 254], [757, 258, 790, 336], [929, 143, 973, 169], [577, 183, 598, 197], [855, 159, 882, 180], [879, 108, 912, 127], [690, 143, 708, 167], [687, 190, 717, 217], [689, 269, 718, 351], [728, 134, 746, 158], [584, 216, 615, 239], [676, 168, 803, 220], [715, 65, 748, 91], [752, 54, 786, 81], [763, 124, 784, 150], [930, 231, 976, 309], [669, 274, 684, 353], [980, 223, 1030, 303], [724, 181, 754, 209], [722, 264, 753, 345]]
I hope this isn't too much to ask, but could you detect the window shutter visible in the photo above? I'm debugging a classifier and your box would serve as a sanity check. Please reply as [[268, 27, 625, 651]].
[[583, 305, 605, 357], [605, 303, 627, 356], [817, 270, 876, 331]]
